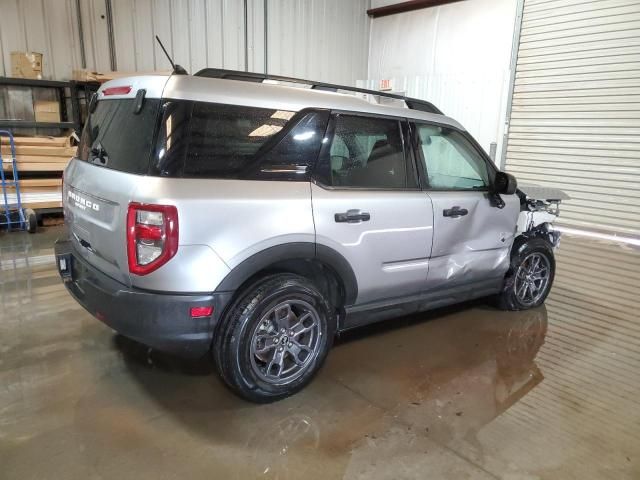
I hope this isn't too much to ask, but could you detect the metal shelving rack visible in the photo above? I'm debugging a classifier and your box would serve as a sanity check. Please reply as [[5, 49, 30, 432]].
[[0, 76, 100, 135]]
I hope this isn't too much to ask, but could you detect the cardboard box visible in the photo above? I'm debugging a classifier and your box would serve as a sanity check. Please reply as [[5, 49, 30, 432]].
[[34, 100, 61, 123], [11, 51, 43, 79]]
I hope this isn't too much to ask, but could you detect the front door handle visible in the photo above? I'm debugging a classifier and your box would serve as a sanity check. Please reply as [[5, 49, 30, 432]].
[[443, 206, 468, 218], [335, 209, 371, 223]]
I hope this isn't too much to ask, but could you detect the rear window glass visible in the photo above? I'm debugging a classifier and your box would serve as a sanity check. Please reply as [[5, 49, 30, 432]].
[[78, 98, 160, 174], [151, 101, 328, 180]]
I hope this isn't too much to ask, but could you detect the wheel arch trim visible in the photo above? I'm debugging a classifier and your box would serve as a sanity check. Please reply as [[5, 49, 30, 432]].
[[214, 242, 358, 306]]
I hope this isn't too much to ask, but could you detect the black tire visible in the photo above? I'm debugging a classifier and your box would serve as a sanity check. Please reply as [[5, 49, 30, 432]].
[[214, 274, 336, 403], [495, 237, 556, 311], [25, 209, 37, 234]]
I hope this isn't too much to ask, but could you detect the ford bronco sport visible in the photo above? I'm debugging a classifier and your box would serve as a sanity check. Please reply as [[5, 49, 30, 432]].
[[55, 69, 565, 402]]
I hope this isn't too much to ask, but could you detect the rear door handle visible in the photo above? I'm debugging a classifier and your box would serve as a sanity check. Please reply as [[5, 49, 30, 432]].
[[443, 206, 468, 218], [335, 209, 371, 223]]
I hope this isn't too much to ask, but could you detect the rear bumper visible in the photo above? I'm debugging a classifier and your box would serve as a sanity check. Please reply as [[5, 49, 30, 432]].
[[54, 238, 232, 358]]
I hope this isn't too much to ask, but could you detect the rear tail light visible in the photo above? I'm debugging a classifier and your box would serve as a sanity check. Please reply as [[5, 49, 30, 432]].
[[127, 203, 178, 275]]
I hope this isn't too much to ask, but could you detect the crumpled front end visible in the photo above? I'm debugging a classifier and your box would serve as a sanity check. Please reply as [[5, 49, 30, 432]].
[[515, 185, 570, 248]]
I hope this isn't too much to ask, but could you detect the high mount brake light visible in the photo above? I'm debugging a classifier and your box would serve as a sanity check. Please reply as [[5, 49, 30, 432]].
[[103, 85, 132, 96], [127, 203, 178, 275]]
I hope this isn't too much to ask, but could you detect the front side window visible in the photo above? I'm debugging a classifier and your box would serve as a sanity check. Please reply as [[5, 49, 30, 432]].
[[415, 124, 489, 190], [317, 114, 410, 189]]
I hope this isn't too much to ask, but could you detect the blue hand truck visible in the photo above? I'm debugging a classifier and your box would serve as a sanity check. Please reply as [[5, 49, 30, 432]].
[[1, 130, 37, 233]]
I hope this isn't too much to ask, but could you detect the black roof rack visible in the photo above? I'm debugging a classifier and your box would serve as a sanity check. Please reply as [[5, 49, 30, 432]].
[[194, 68, 443, 115]]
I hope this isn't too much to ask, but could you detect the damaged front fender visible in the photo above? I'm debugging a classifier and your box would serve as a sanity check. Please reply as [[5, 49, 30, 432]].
[[515, 185, 570, 249]]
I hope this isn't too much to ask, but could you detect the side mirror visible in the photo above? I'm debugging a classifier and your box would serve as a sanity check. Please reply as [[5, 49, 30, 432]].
[[494, 171, 517, 195]]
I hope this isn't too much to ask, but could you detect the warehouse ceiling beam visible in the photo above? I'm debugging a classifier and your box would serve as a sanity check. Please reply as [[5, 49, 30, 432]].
[[367, 0, 465, 18]]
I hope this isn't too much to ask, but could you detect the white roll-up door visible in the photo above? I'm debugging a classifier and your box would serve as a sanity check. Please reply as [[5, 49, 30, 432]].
[[504, 0, 640, 237]]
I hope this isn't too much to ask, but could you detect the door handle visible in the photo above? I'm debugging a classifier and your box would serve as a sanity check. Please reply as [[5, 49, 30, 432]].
[[443, 206, 468, 218], [334, 209, 371, 223]]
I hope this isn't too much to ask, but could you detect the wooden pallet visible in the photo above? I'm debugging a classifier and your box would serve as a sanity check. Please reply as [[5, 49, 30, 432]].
[[72, 69, 171, 83], [1, 145, 76, 156], [24, 201, 63, 209], [1, 136, 69, 210], [1, 136, 73, 172], [8, 136, 71, 147], [16, 178, 63, 190]]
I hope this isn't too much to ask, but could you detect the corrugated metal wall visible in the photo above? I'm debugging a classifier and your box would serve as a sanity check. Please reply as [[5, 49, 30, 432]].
[[504, 0, 640, 237], [0, 0, 369, 85], [0, 0, 83, 80], [358, 72, 512, 156], [365, 0, 517, 157]]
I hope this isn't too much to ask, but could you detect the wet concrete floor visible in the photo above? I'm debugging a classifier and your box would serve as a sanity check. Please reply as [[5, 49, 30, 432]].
[[1, 226, 638, 479]]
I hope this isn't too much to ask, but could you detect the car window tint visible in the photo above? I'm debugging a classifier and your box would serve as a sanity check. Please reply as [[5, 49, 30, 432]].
[[324, 115, 407, 189], [249, 110, 328, 179], [78, 98, 160, 174], [416, 124, 489, 190], [150, 102, 328, 180], [182, 104, 294, 178], [151, 100, 193, 177]]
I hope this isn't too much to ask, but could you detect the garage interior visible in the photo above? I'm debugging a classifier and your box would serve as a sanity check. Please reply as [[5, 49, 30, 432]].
[[1, 0, 639, 479]]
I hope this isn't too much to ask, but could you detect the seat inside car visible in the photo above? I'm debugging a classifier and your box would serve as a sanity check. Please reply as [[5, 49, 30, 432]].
[[347, 138, 405, 188]]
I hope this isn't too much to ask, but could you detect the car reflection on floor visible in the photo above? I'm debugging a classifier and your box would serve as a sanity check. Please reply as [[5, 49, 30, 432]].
[[1, 226, 638, 479]]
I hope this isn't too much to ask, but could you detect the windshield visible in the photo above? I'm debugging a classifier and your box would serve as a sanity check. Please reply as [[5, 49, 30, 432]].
[[77, 98, 161, 174]]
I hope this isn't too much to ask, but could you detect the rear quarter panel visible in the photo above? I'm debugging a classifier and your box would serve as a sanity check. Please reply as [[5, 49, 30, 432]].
[[130, 178, 315, 292]]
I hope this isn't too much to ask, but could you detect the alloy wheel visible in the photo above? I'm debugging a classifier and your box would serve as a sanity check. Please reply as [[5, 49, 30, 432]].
[[249, 300, 322, 385], [514, 252, 551, 307]]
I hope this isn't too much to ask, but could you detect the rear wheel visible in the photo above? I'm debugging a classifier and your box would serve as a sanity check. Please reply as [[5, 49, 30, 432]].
[[214, 274, 335, 403], [496, 237, 555, 311]]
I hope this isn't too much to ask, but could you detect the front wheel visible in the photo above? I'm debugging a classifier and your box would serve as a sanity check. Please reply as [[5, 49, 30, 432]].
[[495, 237, 556, 311], [214, 274, 336, 403]]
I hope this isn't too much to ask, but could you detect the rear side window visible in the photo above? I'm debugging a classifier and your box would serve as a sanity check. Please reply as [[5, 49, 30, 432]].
[[255, 110, 329, 178], [316, 114, 411, 189], [151, 101, 328, 180], [78, 98, 160, 174], [184, 104, 293, 177]]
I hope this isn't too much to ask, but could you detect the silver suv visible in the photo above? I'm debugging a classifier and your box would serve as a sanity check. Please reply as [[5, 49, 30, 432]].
[[55, 70, 565, 402]]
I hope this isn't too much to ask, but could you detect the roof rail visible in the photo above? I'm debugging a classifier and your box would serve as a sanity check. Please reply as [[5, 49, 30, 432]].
[[194, 68, 443, 115]]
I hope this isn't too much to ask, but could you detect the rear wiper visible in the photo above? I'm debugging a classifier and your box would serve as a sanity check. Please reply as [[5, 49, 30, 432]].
[[90, 142, 109, 166]]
